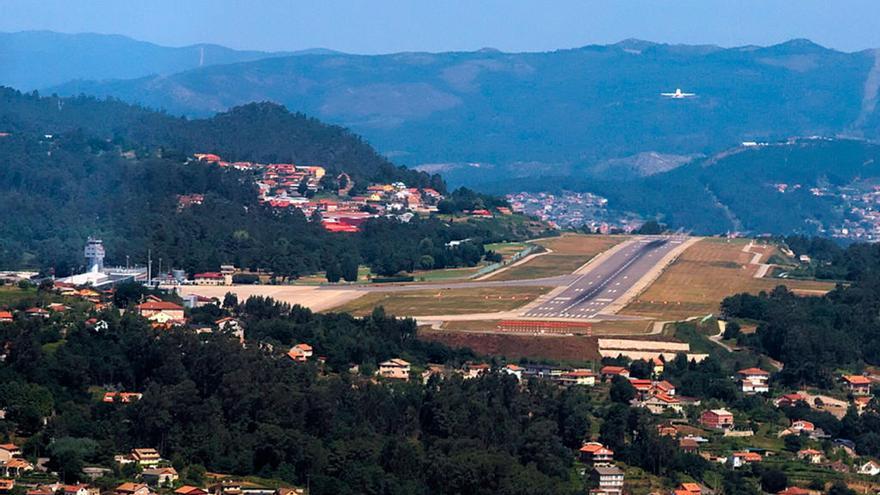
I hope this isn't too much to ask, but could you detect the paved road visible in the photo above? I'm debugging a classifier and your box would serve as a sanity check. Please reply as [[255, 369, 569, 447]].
[[318, 274, 577, 293], [523, 236, 686, 320]]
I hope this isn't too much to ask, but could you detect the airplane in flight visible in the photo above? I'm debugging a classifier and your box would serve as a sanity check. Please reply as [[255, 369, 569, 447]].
[[661, 88, 696, 99]]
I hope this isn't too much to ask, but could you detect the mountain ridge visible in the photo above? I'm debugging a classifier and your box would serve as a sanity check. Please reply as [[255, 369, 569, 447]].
[[38, 35, 880, 187]]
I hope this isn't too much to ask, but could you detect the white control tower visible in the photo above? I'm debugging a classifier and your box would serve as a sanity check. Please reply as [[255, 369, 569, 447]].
[[84, 237, 105, 273]]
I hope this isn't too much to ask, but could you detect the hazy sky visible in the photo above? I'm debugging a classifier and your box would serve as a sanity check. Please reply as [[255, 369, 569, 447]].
[[3, 0, 880, 54]]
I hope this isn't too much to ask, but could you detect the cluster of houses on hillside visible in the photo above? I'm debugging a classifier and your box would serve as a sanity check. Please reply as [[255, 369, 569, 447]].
[[507, 191, 642, 232], [0, 444, 305, 495], [189, 153, 445, 232]]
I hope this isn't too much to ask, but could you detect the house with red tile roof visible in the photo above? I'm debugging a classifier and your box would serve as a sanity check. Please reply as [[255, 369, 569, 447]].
[[174, 487, 207, 495], [378, 359, 411, 380], [777, 487, 811, 495], [0, 312, 10, 323], [0, 445, 20, 463], [797, 448, 823, 464], [738, 367, 770, 394], [579, 442, 614, 466], [25, 307, 49, 318], [2, 458, 33, 477], [842, 375, 872, 395], [730, 451, 762, 468], [141, 467, 178, 486], [774, 393, 807, 408], [600, 366, 629, 380], [136, 301, 185, 323], [115, 483, 149, 495], [640, 393, 683, 415], [174, 487, 206, 495], [700, 409, 734, 430], [102, 392, 143, 404], [287, 344, 313, 363]]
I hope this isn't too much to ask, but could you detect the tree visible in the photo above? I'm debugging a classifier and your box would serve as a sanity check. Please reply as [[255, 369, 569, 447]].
[[419, 255, 435, 270], [637, 220, 664, 235], [759, 468, 788, 493], [340, 255, 359, 282], [628, 359, 653, 379], [609, 375, 637, 403], [223, 292, 239, 309], [829, 481, 857, 495], [723, 320, 742, 340], [325, 262, 341, 283], [113, 281, 146, 308], [783, 433, 803, 452]]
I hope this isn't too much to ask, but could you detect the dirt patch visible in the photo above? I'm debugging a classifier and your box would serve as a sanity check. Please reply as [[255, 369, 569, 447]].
[[488, 234, 625, 281], [178, 285, 362, 312], [621, 238, 837, 320], [421, 329, 600, 362], [331, 286, 550, 317]]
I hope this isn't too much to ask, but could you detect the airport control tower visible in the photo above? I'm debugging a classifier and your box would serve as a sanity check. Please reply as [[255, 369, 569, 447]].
[[84, 237, 105, 273]]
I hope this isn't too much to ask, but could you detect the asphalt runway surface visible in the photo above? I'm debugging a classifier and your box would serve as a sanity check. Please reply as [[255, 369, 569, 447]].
[[523, 236, 684, 319]]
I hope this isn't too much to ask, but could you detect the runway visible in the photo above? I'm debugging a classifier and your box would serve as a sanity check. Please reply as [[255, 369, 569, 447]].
[[523, 236, 685, 320]]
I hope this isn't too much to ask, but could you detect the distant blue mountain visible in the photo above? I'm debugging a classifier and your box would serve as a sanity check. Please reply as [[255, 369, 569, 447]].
[[0, 30, 337, 90], [41, 36, 880, 186]]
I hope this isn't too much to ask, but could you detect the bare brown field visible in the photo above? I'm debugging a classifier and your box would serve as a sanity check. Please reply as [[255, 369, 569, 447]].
[[621, 238, 838, 320], [488, 234, 625, 281], [420, 329, 601, 362], [438, 318, 653, 336], [533, 234, 628, 255], [331, 286, 550, 317]]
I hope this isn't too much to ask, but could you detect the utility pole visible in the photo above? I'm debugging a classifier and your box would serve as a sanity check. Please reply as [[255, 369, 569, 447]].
[[147, 250, 152, 286]]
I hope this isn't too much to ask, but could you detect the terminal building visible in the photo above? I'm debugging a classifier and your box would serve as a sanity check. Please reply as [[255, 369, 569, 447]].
[[59, 238, 147, 288]]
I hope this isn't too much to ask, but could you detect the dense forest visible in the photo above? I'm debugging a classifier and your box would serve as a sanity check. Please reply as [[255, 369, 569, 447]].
[[483, 139, 880, 235], [0, 89, 537, 276], [8, 291, 880, 495], [0, 297, 588, 495], [720, 240, 880, 386], [0, 87, 438, 189]]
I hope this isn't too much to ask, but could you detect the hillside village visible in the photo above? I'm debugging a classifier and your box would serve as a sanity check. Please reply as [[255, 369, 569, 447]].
[[188, 154, 447, 232], [4, 278, 880, 495]]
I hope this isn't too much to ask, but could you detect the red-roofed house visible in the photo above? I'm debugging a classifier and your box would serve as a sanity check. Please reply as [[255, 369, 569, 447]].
[[777, 487, 811, 495], [0, 445, 20, 462], [738, 367, 770, 394], [600, 366, 630, 380], [843, 375, 872, 395], [559, 370, 597, 387], [700, 409, 734, 430], [102, 392, 143, 404], [378, 359, 411, 380], [774, 393, 807, 408], [640, 393, 683, 414], [0, 312, 11, 323], [797, 449, 823, 464], [193, 272, 225, 286], [629, 379, 653, 393], [175, 487, 207, 495], [730, 451, 762, 468], [115, 483, 149, 495], [287, 344, 313, 363], [579, 442, 614, 465], [136, 301, 184, 323]]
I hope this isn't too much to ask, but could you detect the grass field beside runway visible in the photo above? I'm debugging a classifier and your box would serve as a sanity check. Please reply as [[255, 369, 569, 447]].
[[621, 238, 837, 320], [488, 234, 626, 281], [330, 286, 551, 317]]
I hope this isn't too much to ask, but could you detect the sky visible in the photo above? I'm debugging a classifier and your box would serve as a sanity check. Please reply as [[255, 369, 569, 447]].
[[2, 0, 880, 54]]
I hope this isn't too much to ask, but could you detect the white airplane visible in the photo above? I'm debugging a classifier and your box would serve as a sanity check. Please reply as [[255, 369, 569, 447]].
[[661, 88, 696, 99]]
